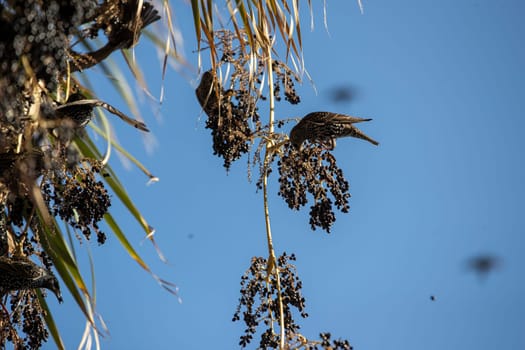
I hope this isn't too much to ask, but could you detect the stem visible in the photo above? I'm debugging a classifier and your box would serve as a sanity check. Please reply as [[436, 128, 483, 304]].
[[264, 46, 276, 261], [262, 153, 275, 261], [263, 140, 287, 350], [262, 40, 286, 349]]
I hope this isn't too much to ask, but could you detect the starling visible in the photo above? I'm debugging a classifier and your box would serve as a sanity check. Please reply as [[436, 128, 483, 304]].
[[53, 93, 149, 131], [55, 93, 94, 128], [195, 70, 220, 117], [0, 256, 63, 303], [289, 111, 379, 150], [103, 0, 161, 49], [70, 1, 161, 71]]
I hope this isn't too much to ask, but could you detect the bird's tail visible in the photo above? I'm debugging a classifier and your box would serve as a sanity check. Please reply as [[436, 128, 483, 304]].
[[350, 127, 379, 146], [141, 2, 161, 28], [349, 117, 373, 124], [363, 135, 379, 146]]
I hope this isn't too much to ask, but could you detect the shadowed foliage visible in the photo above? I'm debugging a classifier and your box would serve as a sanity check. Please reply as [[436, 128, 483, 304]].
[[0, 0, 170, 348]]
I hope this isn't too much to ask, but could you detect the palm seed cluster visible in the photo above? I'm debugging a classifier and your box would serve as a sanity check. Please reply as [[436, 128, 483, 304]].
[[0, 0, 158, 348], [233, 253, 352, 349], [196, 69, 254, 170], [0, 0, 98, 119], [42, 159, 110, 245], [278, 143, 351, 233], [272, 60, 301, 105], [0, 208, 63, 349], [7, 292, 48, 349], [316, 333, 353, 350], [196, 30, 302, 171], [233, 253, 308, 348]]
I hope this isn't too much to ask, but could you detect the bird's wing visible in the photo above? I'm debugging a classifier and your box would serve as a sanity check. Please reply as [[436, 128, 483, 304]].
[[302, 112, 372, 124], [330, 113, 372, 124], [301, 112, 329, 123], [7, 258, 44, 278], [307, 119, 328, 127], [0, 259, 21, 276]]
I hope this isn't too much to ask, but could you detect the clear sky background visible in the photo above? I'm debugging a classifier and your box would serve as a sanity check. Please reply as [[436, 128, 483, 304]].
[[46, 1, 524, 349]]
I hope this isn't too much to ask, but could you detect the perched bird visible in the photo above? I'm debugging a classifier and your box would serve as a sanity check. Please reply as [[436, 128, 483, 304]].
[[289, 112, 379, 150], [195, 70, 220, 117], [55, 93, 94, 128], [106, 0, 161, 49], [53, 93, 149, 132], [0, 256, 63, 303], [70, 1, 161, 71]]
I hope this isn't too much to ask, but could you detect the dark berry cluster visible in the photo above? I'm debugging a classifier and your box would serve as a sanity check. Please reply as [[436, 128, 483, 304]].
[[0, 0, 97, 117], [197, 30, 306, 171], [195, 30, 268, 170], [44, 159, 110, 245], [196, 70, 253, 170], [316, 332, 353, 350], [0, 204, 63, 348], [0, 1, 158, 347], [272, 60, 301, 105], [233, 253, 307, 348], [21, 293, 49, 350], [2, 292, 49, 350], [278, 143, 351, 233]]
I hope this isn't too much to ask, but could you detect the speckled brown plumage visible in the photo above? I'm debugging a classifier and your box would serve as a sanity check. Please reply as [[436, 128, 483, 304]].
[[0, 256, 62, 303], [289, 112, 379, 150]]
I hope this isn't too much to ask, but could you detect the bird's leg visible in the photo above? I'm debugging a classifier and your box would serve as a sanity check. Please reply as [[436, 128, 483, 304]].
[[328, 138, 336, 150], [320, 138, 336, 151]]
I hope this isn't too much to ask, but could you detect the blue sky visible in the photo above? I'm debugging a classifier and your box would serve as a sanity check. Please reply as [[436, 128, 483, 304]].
[[48, 1, 524, 349]]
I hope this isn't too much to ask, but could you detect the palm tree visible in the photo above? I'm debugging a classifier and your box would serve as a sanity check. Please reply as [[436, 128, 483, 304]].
[[0, 1, 363, 348]]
